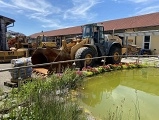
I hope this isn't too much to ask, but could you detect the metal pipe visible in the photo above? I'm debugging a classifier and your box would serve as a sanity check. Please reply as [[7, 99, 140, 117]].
[[7, 22, 14, 28], [0, 55, 158, 72]]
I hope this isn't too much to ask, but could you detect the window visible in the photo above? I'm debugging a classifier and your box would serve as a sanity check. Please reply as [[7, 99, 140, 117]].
[[82, 25, 92, 38], [143, 36, 150, 49], [99, 26, 104, 39]]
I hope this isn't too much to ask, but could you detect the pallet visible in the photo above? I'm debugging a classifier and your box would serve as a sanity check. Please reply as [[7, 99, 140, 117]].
[[4, 78, 32, 88], [4, 68, 49, 88], [4, 81, 18, 88]]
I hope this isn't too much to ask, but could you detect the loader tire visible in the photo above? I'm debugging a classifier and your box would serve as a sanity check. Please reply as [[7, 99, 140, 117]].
[[107, 46, 121, 64], [75, 47, 96, 69]]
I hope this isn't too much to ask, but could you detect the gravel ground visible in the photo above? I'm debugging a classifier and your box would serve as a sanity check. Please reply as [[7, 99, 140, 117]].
[[0, 63, 12, 91], [0, 57, 159, 91]]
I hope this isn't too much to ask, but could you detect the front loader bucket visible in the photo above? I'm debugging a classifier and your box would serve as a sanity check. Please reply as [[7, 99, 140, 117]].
[[31, 48, 72, 73]]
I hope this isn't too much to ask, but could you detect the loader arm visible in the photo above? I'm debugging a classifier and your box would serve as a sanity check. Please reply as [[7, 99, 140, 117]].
[[70, 38, 89, 59]]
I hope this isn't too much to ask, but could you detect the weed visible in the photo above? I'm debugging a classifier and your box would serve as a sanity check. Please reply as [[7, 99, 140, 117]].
[[0, 69, 87, 120]]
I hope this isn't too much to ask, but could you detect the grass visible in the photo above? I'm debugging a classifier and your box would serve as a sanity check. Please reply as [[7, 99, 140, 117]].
[[0, 88, 3, 96], [0, 69, 87, 120]]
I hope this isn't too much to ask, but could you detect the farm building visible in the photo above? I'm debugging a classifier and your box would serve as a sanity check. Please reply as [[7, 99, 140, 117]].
[[30, 12, 159, 55]]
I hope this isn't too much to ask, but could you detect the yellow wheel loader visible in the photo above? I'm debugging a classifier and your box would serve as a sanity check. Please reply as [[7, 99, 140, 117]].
[[0, 15, 28, 63], [32, 23, 125, 72], [36, 35, 57, 48]]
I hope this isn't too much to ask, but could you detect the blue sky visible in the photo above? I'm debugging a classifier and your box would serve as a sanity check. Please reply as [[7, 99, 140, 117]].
[[1, 0, 159, 36]]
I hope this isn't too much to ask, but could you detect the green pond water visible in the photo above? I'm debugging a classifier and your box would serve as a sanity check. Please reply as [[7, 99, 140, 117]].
[[79, 68, 159, 120]]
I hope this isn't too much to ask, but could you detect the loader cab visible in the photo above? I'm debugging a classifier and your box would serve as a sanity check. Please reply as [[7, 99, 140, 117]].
[[36, 35, 48, 46], [82, 25, 93, 38], [82, 23, 104, 44], [36, 35, 57, 48], [42, 35, 48, 42], [37, 35, 47, 42]]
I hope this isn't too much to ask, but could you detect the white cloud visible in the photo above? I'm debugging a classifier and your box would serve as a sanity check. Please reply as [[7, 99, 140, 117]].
[[112, 0, 152, 4], [10, 0, 61, 14], [64, 0, 101, 20], [0, 0, 101, 30], [112, 0, 159, 16], [127, 0, 149, 3], [30, 14, 63, 28], [10, 0, 61, 19], [127, 0, 159, 15], [42, 23, 66, 29], [136, 5, 159, 15], [0, 0, 17, 8], [0, 0, 64, 28]]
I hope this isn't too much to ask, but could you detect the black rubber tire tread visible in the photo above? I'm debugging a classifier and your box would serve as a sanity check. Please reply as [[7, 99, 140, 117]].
[[75, 47, 96, 69], [107, 46, 121, 64]]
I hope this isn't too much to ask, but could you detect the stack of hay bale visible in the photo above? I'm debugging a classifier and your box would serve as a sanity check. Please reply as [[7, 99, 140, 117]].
[[10, 57, 32, 82]]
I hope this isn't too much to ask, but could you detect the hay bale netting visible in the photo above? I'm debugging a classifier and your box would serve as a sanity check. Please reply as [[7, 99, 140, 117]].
[[10, 57, 32, 80]]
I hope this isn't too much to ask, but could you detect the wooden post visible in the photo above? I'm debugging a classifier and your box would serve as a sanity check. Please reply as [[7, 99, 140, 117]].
[[137, 55, 140, 63], [58, 63, 61, 73], [16, 51, 18, 59], [17, 68, 21, 91], [84, 60, 87, 68], [103, 57, 106, 66], [3, 52, 5, 62], [126, 36, 128, 58]]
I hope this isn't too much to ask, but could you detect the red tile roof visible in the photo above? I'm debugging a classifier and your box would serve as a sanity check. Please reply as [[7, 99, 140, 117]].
[[30, 12, 159, 38], [103, 12, 159, 31], [30, 26, 82, 38]]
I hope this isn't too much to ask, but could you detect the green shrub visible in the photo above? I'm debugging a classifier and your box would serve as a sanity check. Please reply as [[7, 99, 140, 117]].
[[0, 69, 86, 120]]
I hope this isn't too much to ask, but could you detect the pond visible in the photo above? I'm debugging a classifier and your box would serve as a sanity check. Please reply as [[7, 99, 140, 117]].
[[79, 68, 159, 120]]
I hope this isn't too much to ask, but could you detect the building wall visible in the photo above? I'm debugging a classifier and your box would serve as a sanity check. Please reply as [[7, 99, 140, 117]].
[[134, 35, 159, 55], [151, 35, 159, 55], [136, 36, 143, 48], [127, 36, 136, 45], [123, 27, 159, 55]]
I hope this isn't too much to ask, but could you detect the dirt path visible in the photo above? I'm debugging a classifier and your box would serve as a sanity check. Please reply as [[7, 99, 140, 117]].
[[0, 63, 12, 91]]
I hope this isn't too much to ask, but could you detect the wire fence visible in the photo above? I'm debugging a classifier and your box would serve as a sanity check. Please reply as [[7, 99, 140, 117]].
[[0, 55, 159, 72], [0, 55, 159, 86]]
